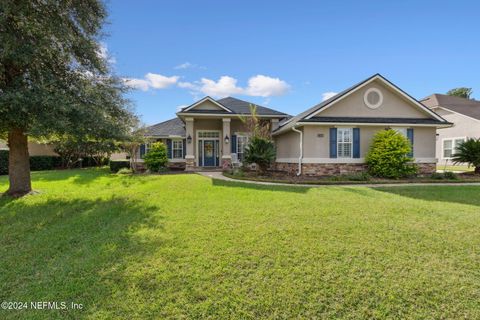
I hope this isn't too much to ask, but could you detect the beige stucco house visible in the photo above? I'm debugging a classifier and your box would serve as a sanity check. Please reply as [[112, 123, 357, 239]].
[[139, 74, 451, 175], [421, 94, 480, 166]]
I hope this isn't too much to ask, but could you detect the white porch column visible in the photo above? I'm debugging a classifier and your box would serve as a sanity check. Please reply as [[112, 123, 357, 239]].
[[222, 118, 232, 168], [185, 117, 195, 170]]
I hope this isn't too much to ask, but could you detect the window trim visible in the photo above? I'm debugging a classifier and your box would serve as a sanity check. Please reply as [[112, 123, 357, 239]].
[[171, 139, 184, 159], [235, 132, 250, 163], [337, 127, 353, 158], [442, 137, 466, 159]]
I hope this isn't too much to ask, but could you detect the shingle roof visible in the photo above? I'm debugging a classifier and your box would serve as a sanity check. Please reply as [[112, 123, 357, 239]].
[[216, 97, 288, 116], [421, 94, 480, 121], [144, 118, 185, 137], [302, 117, 450, 125]]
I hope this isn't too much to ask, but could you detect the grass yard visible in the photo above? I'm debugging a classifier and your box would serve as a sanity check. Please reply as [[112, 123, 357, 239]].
[[1, 168, 480, 319]]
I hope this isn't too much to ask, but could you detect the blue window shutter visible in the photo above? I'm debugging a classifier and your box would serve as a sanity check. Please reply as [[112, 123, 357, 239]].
[[182, 139, 186, 158], [353, 128, 360, 158], [231, 135, 237, 153], [407, 128, 414, 157], [166, 139, 172, 159], [140, 144, 146, 159], [329, 128, 337, 158]]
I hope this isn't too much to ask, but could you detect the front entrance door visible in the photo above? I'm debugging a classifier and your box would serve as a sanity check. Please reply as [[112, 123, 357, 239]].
[[203, 140, 216, 166]]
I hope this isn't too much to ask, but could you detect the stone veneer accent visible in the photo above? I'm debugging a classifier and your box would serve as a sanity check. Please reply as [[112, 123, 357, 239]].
[[416, 163, 436, 175], [275, 162, 436, 176], [185, 158, 195, 171]]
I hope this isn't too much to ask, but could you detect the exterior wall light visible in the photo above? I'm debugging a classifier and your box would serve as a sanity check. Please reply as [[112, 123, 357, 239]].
[[187, 134, 192, 144], [224, 134, 230, 144]]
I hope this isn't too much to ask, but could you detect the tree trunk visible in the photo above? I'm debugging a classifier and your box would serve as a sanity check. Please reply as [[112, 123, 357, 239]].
[[6, 128, 32, 197], [475, 166, 480, 175]]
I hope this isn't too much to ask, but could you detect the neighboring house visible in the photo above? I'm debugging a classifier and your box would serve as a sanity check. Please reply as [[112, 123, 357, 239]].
[[140, 74, 451, 175], [0, 140, 57, 156], [421, 94, 480, 165]]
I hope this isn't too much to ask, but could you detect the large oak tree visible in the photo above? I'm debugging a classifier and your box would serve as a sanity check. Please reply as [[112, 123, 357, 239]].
[[0, 0, 136, 196]]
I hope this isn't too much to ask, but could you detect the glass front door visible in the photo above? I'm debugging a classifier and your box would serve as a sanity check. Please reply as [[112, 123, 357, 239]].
[[203, 140, 216, 166]]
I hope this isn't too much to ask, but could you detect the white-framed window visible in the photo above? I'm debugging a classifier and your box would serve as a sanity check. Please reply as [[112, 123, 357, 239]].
[[443, 137, 466, 158], [236, 134, 250, 162], [337, 128, 352, 158], [172, 139, 183, 159], [198, 131, 220, 138]]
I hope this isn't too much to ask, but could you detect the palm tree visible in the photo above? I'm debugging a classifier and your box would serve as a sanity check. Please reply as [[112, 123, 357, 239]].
[[452, 138, 480, 174]]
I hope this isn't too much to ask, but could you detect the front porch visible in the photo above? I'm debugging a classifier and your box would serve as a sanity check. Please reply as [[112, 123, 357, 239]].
[[184, 117, 248, 171]]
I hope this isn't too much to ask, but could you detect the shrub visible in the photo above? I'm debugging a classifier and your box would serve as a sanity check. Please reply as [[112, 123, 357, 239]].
[[451, 138, 480, 174], [117, 167, 133, 175], [244, 137, 276, 174], [443, 171, 458, 180], [143, 142, 168, 172], [30, 156, 61, 171], [366, 129, 417, 179], [0, 150, 8, 175], [110, 160, 130, 173]]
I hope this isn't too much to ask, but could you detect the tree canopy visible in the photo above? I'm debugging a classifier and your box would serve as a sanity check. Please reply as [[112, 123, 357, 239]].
[[446, 87, 473, 99], [0, 0, 137, 195]]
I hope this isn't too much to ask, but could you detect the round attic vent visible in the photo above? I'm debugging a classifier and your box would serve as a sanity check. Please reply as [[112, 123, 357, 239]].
[[364, 88, 383, 109]]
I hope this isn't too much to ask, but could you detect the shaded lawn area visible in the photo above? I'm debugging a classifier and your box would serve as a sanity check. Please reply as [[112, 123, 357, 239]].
[[1, 169, 480, 319]]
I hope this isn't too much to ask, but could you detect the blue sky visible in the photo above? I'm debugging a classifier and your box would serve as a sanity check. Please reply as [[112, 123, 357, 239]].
[[103, 0, 480, 125]]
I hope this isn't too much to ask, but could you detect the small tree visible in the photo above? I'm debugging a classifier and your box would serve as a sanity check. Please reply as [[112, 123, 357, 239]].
[[119, 125, 147, 173], [143, 142, 168, 172], [452, 138, 480, 174], [366, 129, 417, 179], [239, 104, 271, 139], [447, 87, 473, 99], [244, 137, 276, 175]]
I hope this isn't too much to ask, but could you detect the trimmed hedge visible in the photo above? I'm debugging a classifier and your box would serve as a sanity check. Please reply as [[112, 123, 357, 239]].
[[0, 151, 62, 175], [30, 156, 62, 171], [109, 160, 130, 173]]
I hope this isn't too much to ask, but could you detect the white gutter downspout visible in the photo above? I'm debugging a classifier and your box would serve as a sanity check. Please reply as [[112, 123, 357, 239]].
[[291, 126, 303, 176]]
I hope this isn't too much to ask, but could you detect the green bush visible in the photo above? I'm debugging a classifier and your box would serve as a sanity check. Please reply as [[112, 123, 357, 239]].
[[451, 138, 480, 174], [143, 142, 168, 172], [431, 171, 458, 180], [109, 160, 130, 173], [244, 137, 276, 174], [0, 150, 8, 175], [366, 129, 417, 179]]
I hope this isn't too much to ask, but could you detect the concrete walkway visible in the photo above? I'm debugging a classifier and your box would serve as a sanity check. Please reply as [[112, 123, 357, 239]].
[[197, 171, 480, 188]]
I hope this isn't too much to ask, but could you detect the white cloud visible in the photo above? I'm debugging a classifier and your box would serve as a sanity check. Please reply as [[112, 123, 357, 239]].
[[124, 73, 179, 91], [245, 75, 290, 97], [182, 75, 290, 98], [176, 105, 188, 112], [124, 78, 150, 91], [174, 62, 193, 69], [177, 81, 196, 89], [145, 73, 179, 89], [174, 62, 207, 70], [322, 92, 338, 101], [97, 42, 116, 64], [199, 76, 244, 97]]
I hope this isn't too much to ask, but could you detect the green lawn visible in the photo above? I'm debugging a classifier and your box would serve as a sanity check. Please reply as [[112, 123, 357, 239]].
[[1, 168, 480, 319]]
